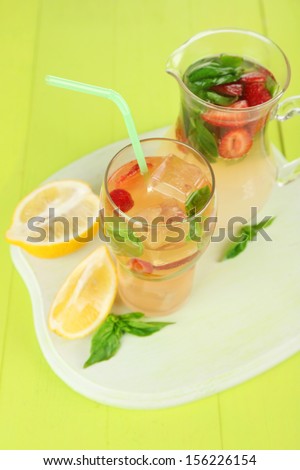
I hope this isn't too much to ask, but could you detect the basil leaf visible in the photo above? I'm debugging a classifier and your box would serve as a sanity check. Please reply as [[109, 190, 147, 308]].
[[250, 216, 276, 233], [185, 220, 203, 241], [222, 217, 275, 261], [122, 320, 173, 337], [185, 185, 211, 217], [84, 315, 123, 368], [191, 73, 239, 90], [206, 91, 238, 106], [240, 216, 276, 240], [111, 236, 143, 257], [187, 85, 208, 100], [84, 313, 175, 367], [187, 61, 239, 82], [265, 75, 279, 96], [184, 55, 244, 96], [189, 132, 216, 164], [220, 55, 243, 67], [106, 221, 143, 257], [107, 221, 141, 243], [244, 216, 276, 241], [187, 62, 225, 82], [223, 232, 249, 260], [182, 105, 192, 134], [119, 312, 145, 321], [191, 121, 218, 162]]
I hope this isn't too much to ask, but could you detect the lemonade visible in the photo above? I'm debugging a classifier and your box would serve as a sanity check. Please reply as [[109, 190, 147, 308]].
[[100, 138, 216, 316], [166, 28, 294, 226], [173, 54, 278, 225]]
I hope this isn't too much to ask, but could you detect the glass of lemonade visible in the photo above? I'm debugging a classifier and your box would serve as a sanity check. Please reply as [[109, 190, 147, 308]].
[[100, 138, 216, 316], [166, 29, 300, 226]]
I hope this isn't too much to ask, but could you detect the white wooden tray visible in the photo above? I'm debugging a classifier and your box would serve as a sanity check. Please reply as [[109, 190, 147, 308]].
[[10, 128, 300, 409]]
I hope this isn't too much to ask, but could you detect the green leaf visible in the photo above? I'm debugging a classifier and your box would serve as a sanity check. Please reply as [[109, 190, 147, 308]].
[[181, 105, 192, 134], [240, 216, 276, 240], [84, 315, 123, 368], [187, 60, 240, 81], [84, 313, 174, 367], [219, 55, 243, 67], [206, 91, 238, 106], [105, 221, 143, 257], [223, 232, 249, 260], [222, 217, 276, 261], [122, 320, 173, 337], [185, 186, 211, 217], [185, 220, 203, 241], [187, 62, 225, 82], [188, 85, 208, 100], [251, 216, 276, 232], [192, 120, 218, 162], [118, 312, 145, 321], [184, 55, 244, 94], [191, 73, 240, 90], [265, 75, 279, 96], [107, 221, 141, 243]]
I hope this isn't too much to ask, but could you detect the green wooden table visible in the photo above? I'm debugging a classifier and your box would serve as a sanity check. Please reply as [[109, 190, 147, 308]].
[[1, 0, 299, 449]]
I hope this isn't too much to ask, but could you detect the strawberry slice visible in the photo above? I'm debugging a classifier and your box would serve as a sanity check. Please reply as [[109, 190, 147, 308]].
[[202, 103, 248, 128], [211, 83, 243, 96], [128, 252, 199, 274], [118, 162, 153, 184], [229, 100, 249, 109], [109, 188, 134, 212], [153, 251, 198, 271], [240, 71, 266, 83], [243, 82, 271, 106], [218, 128, 252, 159], [128, 258, 153, 274]]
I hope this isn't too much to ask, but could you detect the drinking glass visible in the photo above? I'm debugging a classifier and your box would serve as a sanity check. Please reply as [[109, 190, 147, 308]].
[[100, 138, 216, 316]]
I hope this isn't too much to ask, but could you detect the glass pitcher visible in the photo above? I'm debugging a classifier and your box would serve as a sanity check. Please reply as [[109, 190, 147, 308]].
[[166, 29, 300, 226]]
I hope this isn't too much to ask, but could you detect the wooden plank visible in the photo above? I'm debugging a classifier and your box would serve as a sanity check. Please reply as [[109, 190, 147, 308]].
[[0, 272, 109, 448], [218, 0, 300, 449], [219, 354, 300, 449], [0, 0, 40, 375], [20, 0, 119, 194], [107, 399, 222, 450], [263, 0, 300, 161]]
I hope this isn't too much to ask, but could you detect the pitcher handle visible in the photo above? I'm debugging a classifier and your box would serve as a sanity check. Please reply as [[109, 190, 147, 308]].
[[274, 95, 300, 185]]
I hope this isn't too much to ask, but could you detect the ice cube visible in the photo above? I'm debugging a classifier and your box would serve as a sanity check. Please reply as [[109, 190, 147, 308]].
[[131, 201, 187, 249], [132, 202, 185, 227], [148, 155, 204, 203]]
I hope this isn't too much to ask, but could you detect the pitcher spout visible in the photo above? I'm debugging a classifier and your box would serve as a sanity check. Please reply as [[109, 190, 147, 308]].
[[166, 52, 183, 84]]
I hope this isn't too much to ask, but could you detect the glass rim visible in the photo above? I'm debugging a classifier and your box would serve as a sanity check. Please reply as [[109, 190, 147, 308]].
[[166, 27, 291, 113], [104, 137, 216, 226]]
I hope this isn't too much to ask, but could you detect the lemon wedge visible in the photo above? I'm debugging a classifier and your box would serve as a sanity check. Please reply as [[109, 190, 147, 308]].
[[49, 246, 117, 339], [6, 180, 99, 258]]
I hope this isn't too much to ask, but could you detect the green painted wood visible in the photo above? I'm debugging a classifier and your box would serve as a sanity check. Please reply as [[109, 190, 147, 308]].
[[220, 353, 300, 449], [0, 0, 299, 450], [263, 0, 300, 161], [218, 0, 300, 450], [0, 0, 40, 372]]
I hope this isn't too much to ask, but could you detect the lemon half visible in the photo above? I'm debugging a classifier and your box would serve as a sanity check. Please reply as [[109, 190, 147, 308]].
[[6, 180, 100, 258], [49, 246, 117, 339]]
